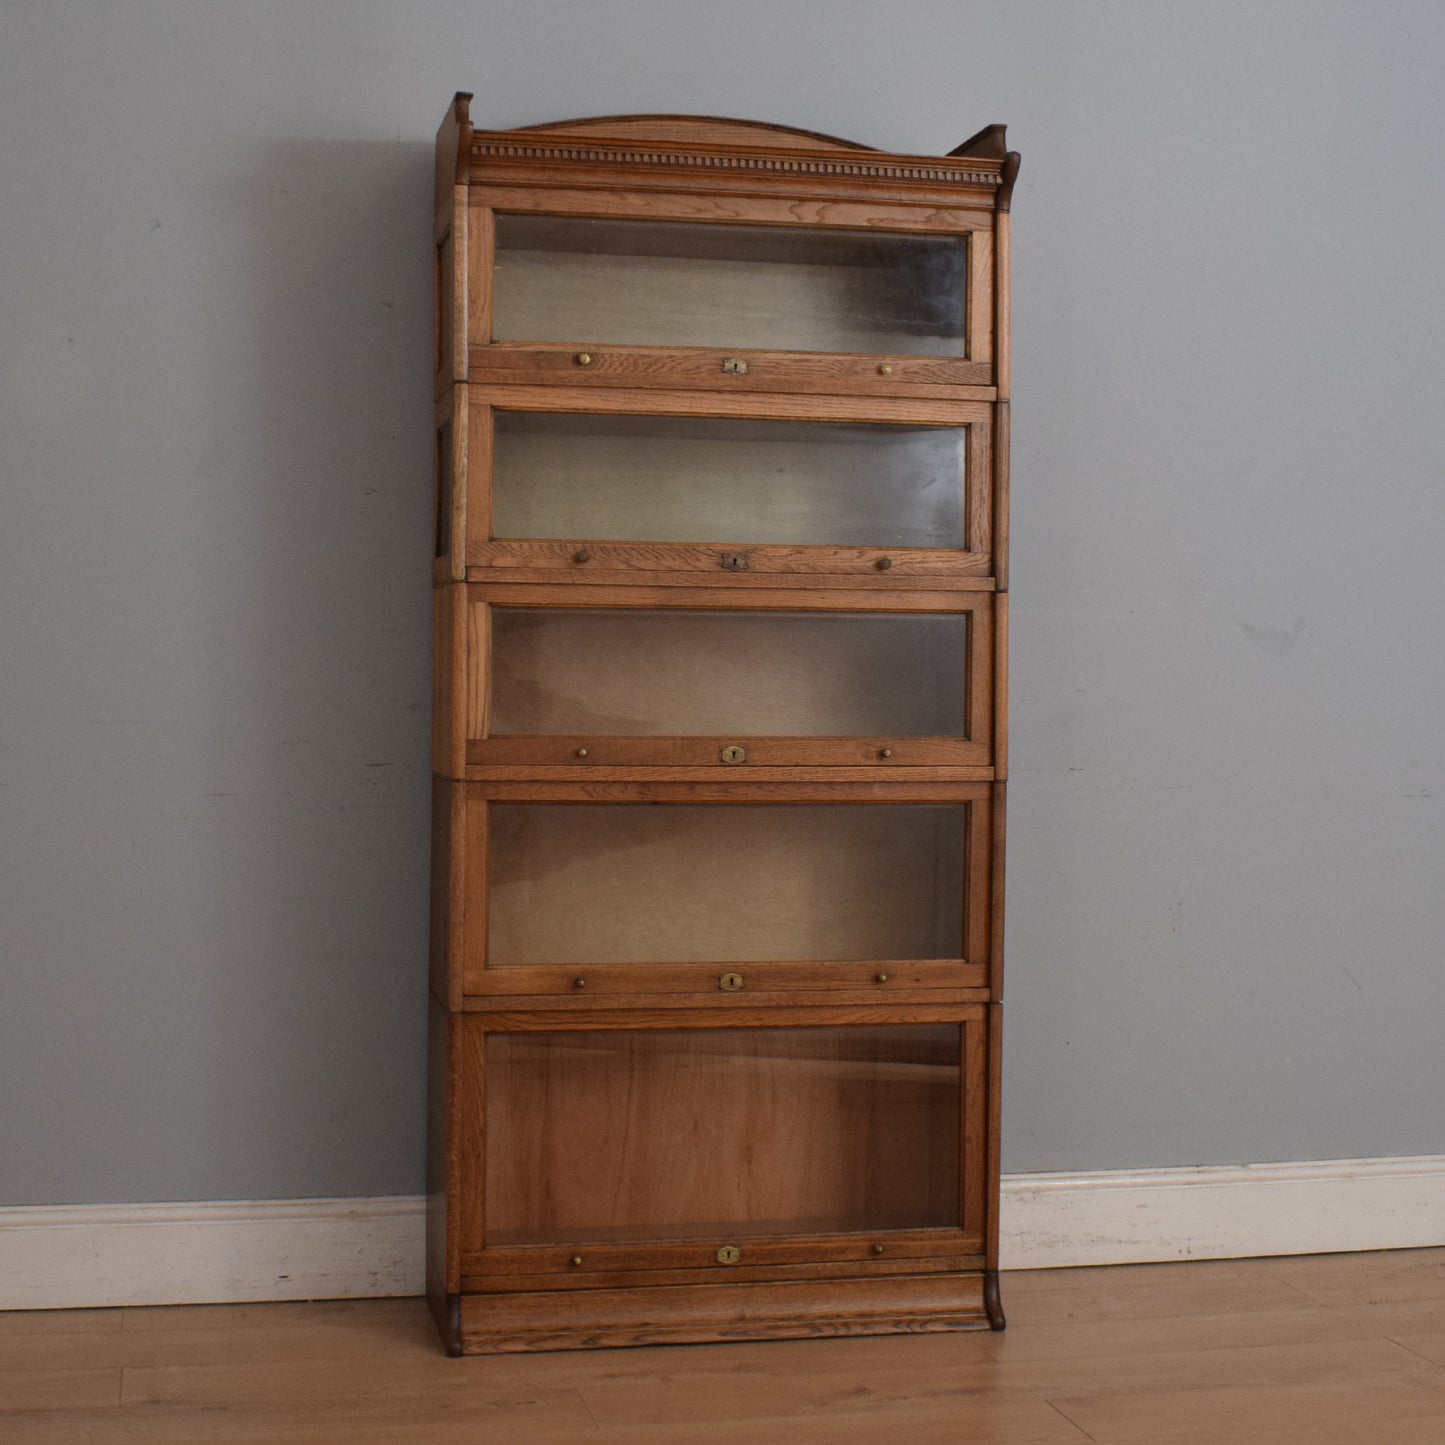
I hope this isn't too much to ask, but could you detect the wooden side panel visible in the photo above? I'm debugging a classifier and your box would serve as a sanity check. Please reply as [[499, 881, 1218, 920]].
[[966, 416, 993, 558], [965, 792, 994, 974], [459, 792, 489, 991], [995, 212, 1011, 400], [962, 1016, 988, 1236], [456, 1013, 488, 1260], [986, 1001, 1004, 1276], [431, 584, 467, 779], [464, 598, 490, 744], [468, 206, 494, 352], [433, 92, 471, 400], [431, 385, 467, 582], [434, 92, 472, 213], [993, 399, 1010, 591], [968, 594, 994, 748], [994, 591, 1009, 778], [428, 778, 456, 1007], [434, 203, 469, 397], [426, 996, 460, 1312], [462, 394, 489, 562], [991, 781, 1006, 1002], [968, 227, 994, 365]]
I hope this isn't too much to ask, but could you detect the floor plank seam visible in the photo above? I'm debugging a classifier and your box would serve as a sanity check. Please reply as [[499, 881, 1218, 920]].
[[1386, 1335, 1445, 1373], [1044, 1396, 1097, 1440], [1236, 1268, 1337, 1309], [576, 1385, 603, 1431]]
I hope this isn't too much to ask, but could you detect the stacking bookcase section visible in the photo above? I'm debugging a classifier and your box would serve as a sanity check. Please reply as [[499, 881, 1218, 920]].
[[433, 582, 998, 777], [447, 1008, 995, 1354], [440, 392, 996, 586], [429, 95, 1016, 1355], [431, 780, 995, 1003]]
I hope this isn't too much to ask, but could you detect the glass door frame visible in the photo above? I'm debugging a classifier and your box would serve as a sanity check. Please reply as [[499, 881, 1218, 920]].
[[464, 191, 999, 396], [452, 1005, 992, 1293], [449, 780, 996, 1002], [455, 390, 996, 585], [457, 582, 996, 772]]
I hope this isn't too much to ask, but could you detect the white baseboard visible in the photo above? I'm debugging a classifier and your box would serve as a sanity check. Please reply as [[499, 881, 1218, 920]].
[[0, 1196, 424, 1311], [4, 1155, 1443, 1311], [1001, 1154, 1445, 1269]]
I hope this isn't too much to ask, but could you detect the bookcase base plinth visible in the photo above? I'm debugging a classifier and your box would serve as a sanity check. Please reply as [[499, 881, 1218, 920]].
[[456, 1272, 993, 1354]]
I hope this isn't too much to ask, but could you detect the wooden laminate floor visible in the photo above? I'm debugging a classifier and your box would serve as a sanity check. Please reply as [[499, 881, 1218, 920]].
[[3, 1249, 1445, 1443]]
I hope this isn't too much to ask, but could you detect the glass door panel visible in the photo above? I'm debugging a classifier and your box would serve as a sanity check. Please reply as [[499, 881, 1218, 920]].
[[487, 804, 964, 966], [490, 609, 966, 739], [491, 413, 966, 550], [485, 1025, 961, 1244], [492, 216, 966, 356]]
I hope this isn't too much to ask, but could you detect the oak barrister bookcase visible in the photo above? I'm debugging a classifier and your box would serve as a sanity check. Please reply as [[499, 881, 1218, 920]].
[[428, 94, 1018, 1355]]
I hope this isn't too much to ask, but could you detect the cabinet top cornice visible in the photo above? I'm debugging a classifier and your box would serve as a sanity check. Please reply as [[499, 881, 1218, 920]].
[[439, 95, 1020, 210]]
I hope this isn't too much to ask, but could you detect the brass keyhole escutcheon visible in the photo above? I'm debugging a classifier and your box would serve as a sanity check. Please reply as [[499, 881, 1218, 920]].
[[719, 972, 745, 992], [720, 357, 749, 375], [720, 745, 747, 765], [716, 1245, 742, 1265]]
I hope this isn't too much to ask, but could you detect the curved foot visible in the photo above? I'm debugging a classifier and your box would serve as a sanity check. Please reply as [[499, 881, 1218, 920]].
[[983, 1269, 1006, 1331], [430, 1291, 465, 1356]]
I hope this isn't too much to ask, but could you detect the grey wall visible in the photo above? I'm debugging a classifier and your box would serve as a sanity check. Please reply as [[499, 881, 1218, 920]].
[[2, 0, 1443, 1206]]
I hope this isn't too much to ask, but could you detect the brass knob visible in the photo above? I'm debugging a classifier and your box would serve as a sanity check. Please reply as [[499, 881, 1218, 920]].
[[877, 363, 894, 375], [570, 1255, 584, 1266], [879, 748, 893, 759], [872, 1243, 885, 1255], [875, 973, 889, 983], [574, 977, 586, 988], [572, 548, 590, 563], [575, 747, 588, 758], [575, 352, 592, 366], [876, 556, 893, 571]]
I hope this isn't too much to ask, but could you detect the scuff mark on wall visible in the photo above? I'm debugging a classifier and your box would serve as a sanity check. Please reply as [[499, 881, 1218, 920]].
[[1238, 616, 1306, 657]]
